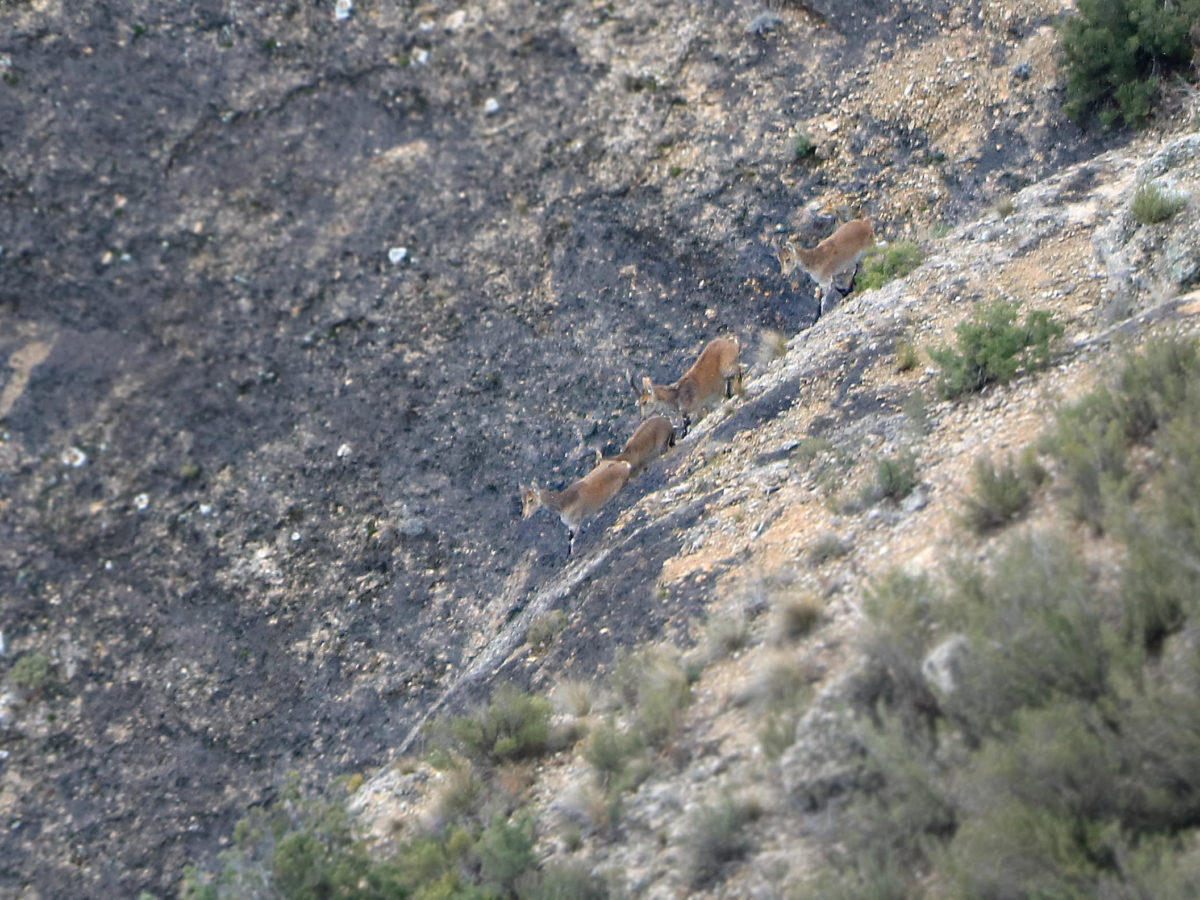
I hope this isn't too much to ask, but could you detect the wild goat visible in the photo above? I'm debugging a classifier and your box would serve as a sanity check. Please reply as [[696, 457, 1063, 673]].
[[777, 217, 874, 311], [521, 459, 633, 555], [635, 336, 742, 432], [596, 415, 676, 476]]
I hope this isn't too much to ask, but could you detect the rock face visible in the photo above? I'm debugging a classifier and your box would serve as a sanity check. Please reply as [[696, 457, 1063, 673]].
[[0, 0, 1132, 895]]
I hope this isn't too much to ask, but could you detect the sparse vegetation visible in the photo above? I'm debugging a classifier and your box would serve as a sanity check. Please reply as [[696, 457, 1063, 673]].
[[1131, 180, 1188, 225], [793, 132, 817, 160], [775, 593, 824, 641], [526, 609, 568, 653], [7, 651, 49, 691], [1060, 0, 1200, 129], [959, 451, 1045, 534], [893, 341, 919, 373], [447, 682, 555, 764], [929, 299, 1064, 399], [807, 531, 850, 566], [682, 793, 760, 887], [861, 451, 918, 504], [814, 339, 1200, 896], [901, 388, 932, 437], [857, 241, 923, 291], [1043, 336, 1200, 531], [704, 611, 752, 658]]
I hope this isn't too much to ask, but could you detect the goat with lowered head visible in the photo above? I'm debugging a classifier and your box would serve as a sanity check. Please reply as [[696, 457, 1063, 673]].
[[777, 217, 874, 312], [635, 336, 742, 433], [521, 459, 633, 555]]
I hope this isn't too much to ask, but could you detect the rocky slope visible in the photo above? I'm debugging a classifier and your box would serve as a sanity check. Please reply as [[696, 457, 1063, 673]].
[[0, 0, 1192, 895], [349, 127, 1200, 898]]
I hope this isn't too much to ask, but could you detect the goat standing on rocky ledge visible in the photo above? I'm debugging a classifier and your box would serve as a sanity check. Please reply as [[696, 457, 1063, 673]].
[[777, 217, 874, 314], [521, 459, 634, 556], [635, 336, 743, 433]]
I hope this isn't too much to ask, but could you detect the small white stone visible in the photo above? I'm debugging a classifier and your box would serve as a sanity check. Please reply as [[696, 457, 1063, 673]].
[[484, 97, 501, 115], [388, 246, 408, 265], [199, 504, 213, 515], [133, 493, 150, 511], [291, 531, 302, 542], [337, 442, 353, 458], [414, 48, 430, 65], [62, 446, 87, 467], [334, 0, 353, 20]]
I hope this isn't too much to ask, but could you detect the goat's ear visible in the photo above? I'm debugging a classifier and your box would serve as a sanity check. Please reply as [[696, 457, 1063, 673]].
[[641, 376, 653, 391], [627, 371, 641, 395]]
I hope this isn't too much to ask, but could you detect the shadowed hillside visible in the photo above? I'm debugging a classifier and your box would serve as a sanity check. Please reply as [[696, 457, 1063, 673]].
[[0, 0, 1169, 894]]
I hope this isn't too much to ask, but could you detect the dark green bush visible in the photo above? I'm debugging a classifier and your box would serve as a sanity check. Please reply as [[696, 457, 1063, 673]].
[[929, 300, 1063, 398], [517, 861, 611, 900], [1060, 0, 1200, 129], [7, 651, 49, 691], [526, 609, 567, 653], [1131, 181, 1189, 225], [959, 451, 1045, 534], [854, 571, 940, 731], [1044, 336, 1200, 531], [610, 645, 691, 747], [477, 813, 536, 896], [582, 720, 642, 784], [793, 133, 817, 160], [861, 452, 918, 505], [1120, 402, 1200, 650], [682, 794, 759, 887], [943, 533, 1114, 739], [817, 340, 1200, 896], [807, 531, 850, 566], [857, 242, 923, 291], [450, 682, 554, 764]]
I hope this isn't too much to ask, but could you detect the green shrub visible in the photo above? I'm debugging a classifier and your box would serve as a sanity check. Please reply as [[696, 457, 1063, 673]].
[[857, 242, 923, 291], [517, 861, 611, 900], [526, 609, 568, 653], [1121, 401, 1200, 650], [705, 612, 752, 657], [793, 133, 817, 160], [758, 712, 797, 761], [1131, 181, 1188, 225], [815, 346, 1200, 893], [1060, 0, 1200, 129], [854, 571, 940, 730], [7, 652, 49, 690], [807, 531, 850, 566], [775, 593, 824, 641], [929, 300, 1063, 398], [943, 533, 1114, 739], [477, 813, 536, 896], [610, 645, 691, 747], [1044, 337, 1200, 531], [449, 682, 554, 764], [861, 452, 918, 504], [582, 720, 642, 784], [893, 341, 920, 373], [1042, 389, 1131, 530], [682, 794, 758, 887], [958, 451, 1045, 534]]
